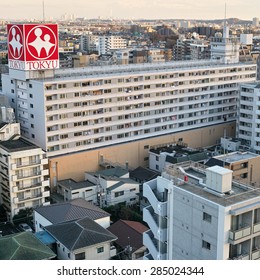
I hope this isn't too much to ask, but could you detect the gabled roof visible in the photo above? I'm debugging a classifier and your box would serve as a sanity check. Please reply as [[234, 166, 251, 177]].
[[0, 232, 56, 260], [45, 217, 117, 251], [35, 198, 110, 224], [108, 220, 148, 252]]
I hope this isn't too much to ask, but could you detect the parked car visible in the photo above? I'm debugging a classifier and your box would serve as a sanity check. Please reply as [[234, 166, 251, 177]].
[[19, 223, 33, 232]]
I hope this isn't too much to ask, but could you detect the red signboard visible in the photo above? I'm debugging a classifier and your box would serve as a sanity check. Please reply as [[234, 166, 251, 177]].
[[7, 23, 59, 71]]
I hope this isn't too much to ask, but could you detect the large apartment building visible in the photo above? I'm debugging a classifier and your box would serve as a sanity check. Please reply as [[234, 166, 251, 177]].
[[1, 23, 257, 185], [1, 60, 256, 185], [143, 161, 260, 260]]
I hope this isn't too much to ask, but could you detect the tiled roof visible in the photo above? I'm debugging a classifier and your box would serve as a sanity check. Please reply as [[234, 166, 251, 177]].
[[35, 198, 110, 224], [108, 220, 148, 252], [45, 217, 117, 250], [0, 232, 56, 260], [130, 166, 159, 182]]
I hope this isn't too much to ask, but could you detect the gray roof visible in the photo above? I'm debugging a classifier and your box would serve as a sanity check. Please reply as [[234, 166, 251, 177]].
[[0, 232, 56, 260], [58, 179, 95, 190], [45, 217, 117, 250], [107, 178, 138, 191], [35, 198, 110, 224], [90, 166, 129, 178], [0, 137, 39, 152]]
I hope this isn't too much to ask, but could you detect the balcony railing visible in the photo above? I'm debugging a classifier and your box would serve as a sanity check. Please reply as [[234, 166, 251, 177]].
[[253, 222, 260, 234], [229, 225, 251, 241], [252, 248, 260, 260]]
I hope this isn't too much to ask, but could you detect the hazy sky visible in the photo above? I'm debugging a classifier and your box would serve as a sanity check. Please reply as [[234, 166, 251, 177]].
[[1, 0, 259, 20]]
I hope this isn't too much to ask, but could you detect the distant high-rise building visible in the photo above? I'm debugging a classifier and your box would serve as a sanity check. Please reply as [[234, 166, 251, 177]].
[[253, 17, 259, 27]]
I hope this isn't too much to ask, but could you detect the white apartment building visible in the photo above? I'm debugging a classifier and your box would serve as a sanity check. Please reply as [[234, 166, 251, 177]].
[[237, 82, 260, 153], [80, 33, 99, 53], [143, 161, 260, 260], [98, 36, 127, 55], [0, 138, 50, 220], [1, 60, 256, 159]]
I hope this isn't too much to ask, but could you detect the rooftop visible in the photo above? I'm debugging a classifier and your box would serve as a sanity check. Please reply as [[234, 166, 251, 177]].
[[58, 179, 95, 190], [45, 217, 117, 251], [37, 59, 255, 83], [215, 152, 260, 163], [35, 198, 110, 224], [163, 161, 260, 207], [0, 137, 39, 152], [0, 232, 56, 260]]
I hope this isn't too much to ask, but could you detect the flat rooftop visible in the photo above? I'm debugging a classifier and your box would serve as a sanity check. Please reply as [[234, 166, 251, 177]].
[[58, 179, 95, 190], [0, 138, 39, 152], [216, 152, 259, 163], [164, 162, 260, 207], [37, 60, 255, 82]]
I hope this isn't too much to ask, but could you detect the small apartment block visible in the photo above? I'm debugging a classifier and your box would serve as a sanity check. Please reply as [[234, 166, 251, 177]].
[[143, 161, 260, 260], [0, 138, 50, 219]]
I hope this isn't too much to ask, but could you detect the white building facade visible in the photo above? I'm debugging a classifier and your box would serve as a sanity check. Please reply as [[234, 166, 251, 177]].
[[0, 138, 50, 219], [143, 162, 260, 260], [237, 82, 260, 153], [1, 60, 256, 158], [98, 36, 127, 55]]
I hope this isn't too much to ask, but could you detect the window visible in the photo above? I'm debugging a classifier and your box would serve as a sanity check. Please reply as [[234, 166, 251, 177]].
[[31, 134, 35, 139], [97, 247, 104, 254], [202, 240, 211, 250], [30, 114, 34, 118], [203, 212, 212, 223], [29, 84, 32, 88], [75, 252, 85, 260], [29, 94, 33, 98], [30, 104, 33, 108], [115, 191, 124, 197]]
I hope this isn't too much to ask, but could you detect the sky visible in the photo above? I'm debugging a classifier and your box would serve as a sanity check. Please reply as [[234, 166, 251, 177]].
[[0, 0, 259, 20]]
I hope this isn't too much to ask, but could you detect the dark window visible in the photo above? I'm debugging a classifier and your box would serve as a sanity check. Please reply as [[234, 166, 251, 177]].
[[203, 212, 212, 223], [202, 240, 211, 250], [97, 247, 104, 254], [75, 252, 85, 260]]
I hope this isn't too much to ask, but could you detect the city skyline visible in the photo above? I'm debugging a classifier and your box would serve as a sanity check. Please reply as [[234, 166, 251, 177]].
[[0, 0, 259, 21]]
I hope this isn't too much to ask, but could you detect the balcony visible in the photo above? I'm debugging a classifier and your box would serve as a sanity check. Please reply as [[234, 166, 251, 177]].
[[252, 248, 260, 260], [143, 205, 167, 242], [143, 230, 167, 260], [229, 225, 251, 243], [231, 253, 250, 260], [43, 190, 50, 198], [253, 222, 260, 234], [41, 169, 49, 176]]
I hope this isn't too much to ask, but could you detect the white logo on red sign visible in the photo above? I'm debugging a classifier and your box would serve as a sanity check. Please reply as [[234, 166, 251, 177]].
[[25, 25, 57, 60], [8, 25, 23, 59]]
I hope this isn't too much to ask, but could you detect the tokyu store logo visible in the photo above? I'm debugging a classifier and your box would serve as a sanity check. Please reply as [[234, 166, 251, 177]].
[[8, 25, 24, 59], [26, 25, 57, 60], [7, 23, 59, 71]]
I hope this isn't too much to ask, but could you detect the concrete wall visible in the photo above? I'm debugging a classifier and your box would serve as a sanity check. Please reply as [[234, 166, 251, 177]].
[[49, 122, 235, 187]]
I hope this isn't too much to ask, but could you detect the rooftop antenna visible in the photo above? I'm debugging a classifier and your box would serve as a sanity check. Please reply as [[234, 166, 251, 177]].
[[42, 1, 45, 23], [223, 3, 229, 39]]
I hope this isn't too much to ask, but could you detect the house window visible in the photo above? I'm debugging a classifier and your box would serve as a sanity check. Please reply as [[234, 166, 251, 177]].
[[75, 252, 85, 260], [203, 212, 212, 223], [202, 240, 211, 250], [115, 191, 124, 197], [97, 247, 104, 254]]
